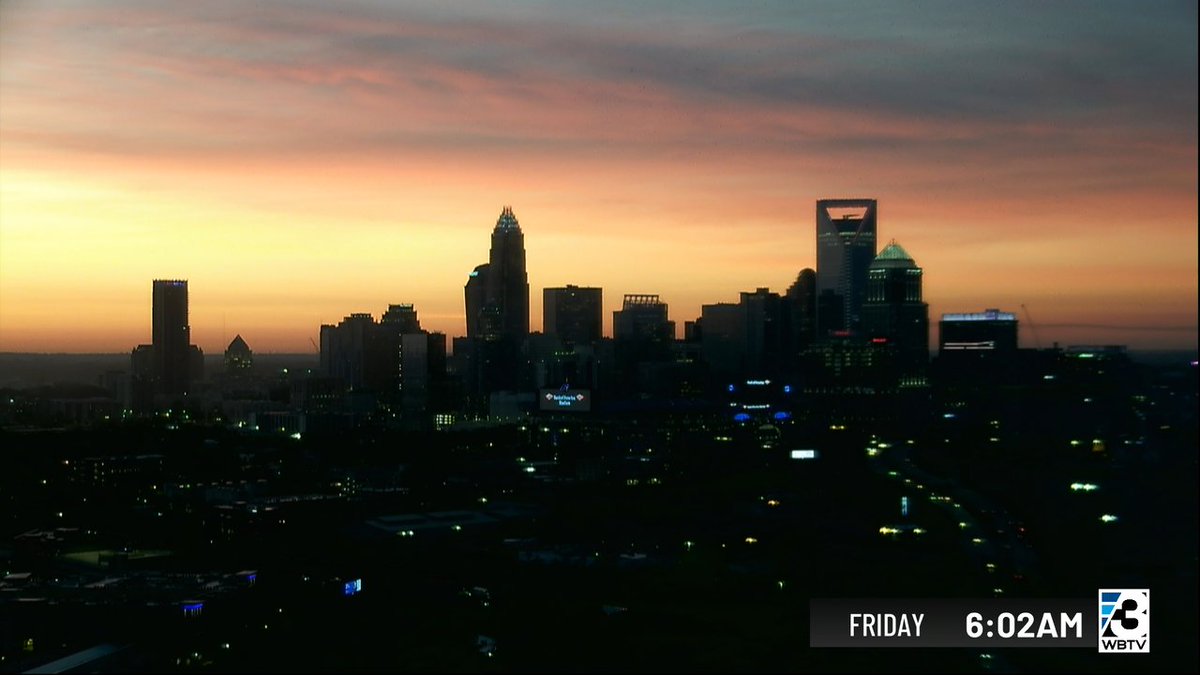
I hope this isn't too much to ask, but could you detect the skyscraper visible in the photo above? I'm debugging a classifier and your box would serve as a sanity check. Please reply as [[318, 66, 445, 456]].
[[740, 287, 786, 378], [613, 294, 675, 392], [461, 207, 531, 399], [544, 285, 602, 346], [224, 335, 253, 373], [861, 242, 929, 377], [784, 268, 817, 377], [464, 264, 490, 339], [152, 279, 192, 396], [816, 199, 877, 335], [939, 309, 1019, 355], [319, 305, 446, 416], [613, 294, 674, 346], [485, 206, 529, 341]]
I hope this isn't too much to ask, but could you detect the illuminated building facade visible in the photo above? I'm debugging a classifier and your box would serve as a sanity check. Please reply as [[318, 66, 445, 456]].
[[861, 242, 929, 379], [939, 309, 1019, 355]]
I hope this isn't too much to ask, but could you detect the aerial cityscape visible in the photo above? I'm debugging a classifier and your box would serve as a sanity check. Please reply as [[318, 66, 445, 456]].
[[0, 2, 1196, 673]]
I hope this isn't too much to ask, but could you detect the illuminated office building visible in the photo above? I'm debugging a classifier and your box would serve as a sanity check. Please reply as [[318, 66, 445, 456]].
[[939, 309, 1019, 355], [861, 242, 929, 377]]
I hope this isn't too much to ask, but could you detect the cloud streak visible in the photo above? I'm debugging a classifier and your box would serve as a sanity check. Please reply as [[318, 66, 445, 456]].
[[0, 1, 1195, 351]]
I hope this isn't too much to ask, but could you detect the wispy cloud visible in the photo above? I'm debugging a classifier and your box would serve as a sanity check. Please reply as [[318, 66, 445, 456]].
[[0, 1, 1195, 350]]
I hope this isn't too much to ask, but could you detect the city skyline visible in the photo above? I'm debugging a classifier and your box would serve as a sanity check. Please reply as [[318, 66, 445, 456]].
[[1, 1, 1196, 353]]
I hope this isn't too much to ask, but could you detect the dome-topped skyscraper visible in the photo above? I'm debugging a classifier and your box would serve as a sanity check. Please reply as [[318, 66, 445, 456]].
[[862, 241, 929, 379], [866, 241, 922, 302]]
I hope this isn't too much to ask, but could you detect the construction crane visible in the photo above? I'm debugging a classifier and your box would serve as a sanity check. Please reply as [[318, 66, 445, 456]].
[[309, 337, 319, 354], [1020, 304, 1041, 349]]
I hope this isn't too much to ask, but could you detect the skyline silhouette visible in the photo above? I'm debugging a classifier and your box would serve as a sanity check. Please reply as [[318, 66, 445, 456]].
[[0, 2, 1195, 353]]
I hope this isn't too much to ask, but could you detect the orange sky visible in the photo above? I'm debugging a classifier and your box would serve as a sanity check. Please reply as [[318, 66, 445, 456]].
[[1, 2, 1196, 353]]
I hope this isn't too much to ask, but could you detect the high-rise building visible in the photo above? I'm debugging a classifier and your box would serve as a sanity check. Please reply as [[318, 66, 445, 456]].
[[816, 199, 877, 335], [152, 279, 192, 396], [700, 288, 787, 381], [785, 268, 817, 351], [464, 264, 490, 339], [544, 285, 602, 346], [485, 206, 529, 340], [319, 305, 445, 416], [381, 303, 422, 333], [740, 287, 786, 378], [613, 294, 674, 346], [461, 207, 531, 398], [130, 279, 202, 408], [700, 302, 743, 377], [939, 309, 1019, 355], [861, 242, 929, 377], [319, 313, 376, 390], [613, 294, 675, 391], [224, 335, 253, 373]]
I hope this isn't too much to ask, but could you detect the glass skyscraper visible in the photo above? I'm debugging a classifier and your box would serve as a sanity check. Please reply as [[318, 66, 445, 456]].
[[815, 199, 877, 335]]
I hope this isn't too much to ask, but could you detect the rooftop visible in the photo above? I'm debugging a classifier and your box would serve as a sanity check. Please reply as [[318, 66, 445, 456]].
[[870, 241, 918, 269], [495, 206, 521, 232]]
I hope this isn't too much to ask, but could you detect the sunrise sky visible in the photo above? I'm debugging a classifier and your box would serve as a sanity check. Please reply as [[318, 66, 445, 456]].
[[1, 1, 1196, 354]]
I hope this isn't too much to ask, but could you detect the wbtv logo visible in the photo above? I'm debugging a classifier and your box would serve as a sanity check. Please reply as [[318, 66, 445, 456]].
[[1098, 589, 1149, 653]]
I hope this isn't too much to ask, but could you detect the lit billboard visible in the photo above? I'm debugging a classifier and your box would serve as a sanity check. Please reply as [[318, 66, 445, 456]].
[[539, 389, 591, 412]]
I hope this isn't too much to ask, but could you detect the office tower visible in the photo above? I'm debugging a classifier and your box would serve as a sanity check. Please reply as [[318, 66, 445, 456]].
[[224, 335, 253, 373], [785, 268, 817, 350], [740, 287, 786, 378], [544, 286, 602, 347], [130, 344, 155, 409], [381, 303, 422, 333], [816, 199, 877, 335], [464, 264, 489, 338], [700, 288, 787, 381], [485, 206, 529, 340], [861, 242, 929, 376], [461, 207, 531, 398], [319, 313, 376, 390], [939, 309, 1019, 355], [319, 305, 445, 416], [613, 294, 675, 390], [613, 294, 674, 346], [700, 302, 743, 377], [152, 279, 192, 396]]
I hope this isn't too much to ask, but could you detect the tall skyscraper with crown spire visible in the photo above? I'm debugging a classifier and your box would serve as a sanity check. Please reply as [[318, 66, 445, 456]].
[[486, 206, 529, 340], [465, 207, 529, 341], [461, 207, 531, 402]]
